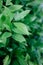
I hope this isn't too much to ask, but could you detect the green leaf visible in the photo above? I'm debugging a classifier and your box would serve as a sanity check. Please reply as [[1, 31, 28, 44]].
[[14, 10, 30, 21], [0, 38, 7, 45], [3, 7, 14, 21], [3, 15, 12, 31], [25, 53, 30, 61], [0, 14, 5, 30], [0, 0, 3, 9], [0, 14, 12, 31], [3, 24, 11, 31], [9, 5, 23, 12], [1, 32, 12, 39], [12, 33, 26, 43], [6, 0, 12, 5], [3, 55, 11, 65], [17, 56, 27, 65], [13, 22, 29, 35], [0, 32, 11, 45], [29, 61, 34, 65]]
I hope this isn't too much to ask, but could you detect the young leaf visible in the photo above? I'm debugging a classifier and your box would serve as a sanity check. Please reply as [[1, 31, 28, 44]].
[[14, 10, 30, 21], [9, 5, 23, 12], [12, 33, 26, 43], [13, 22, 29, 35], [6, 0, 12, 5], [0, 32, 11, 45], [3, 7, 14, 21], [3, 55, 11, 65], [1, 32, 12, 39]]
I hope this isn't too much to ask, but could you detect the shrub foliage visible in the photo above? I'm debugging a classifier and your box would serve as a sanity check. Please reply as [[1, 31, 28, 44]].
[[0, 0, 43, 65]]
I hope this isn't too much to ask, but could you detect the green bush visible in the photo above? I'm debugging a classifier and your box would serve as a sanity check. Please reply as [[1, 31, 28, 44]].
[[0, 0, 43, 65]]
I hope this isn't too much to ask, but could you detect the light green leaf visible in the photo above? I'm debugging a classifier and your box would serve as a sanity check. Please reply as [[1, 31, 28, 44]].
[[6, 0, 12, 5], [13, 22, 30, 35], [0, 38, 7, 45], [29, 61, 34, 65], [9, 5, 23, 12], [3, 7, 14, 21], [1, 32, 12, 39], [3, 55, 11, 65], [0, 32, 11, 45], [12, 33, 26, 43], [14, 10, 30, 21], [0, 14, 12, 31], [25, 53, 30, 61], [3, 24, 11, 31]]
